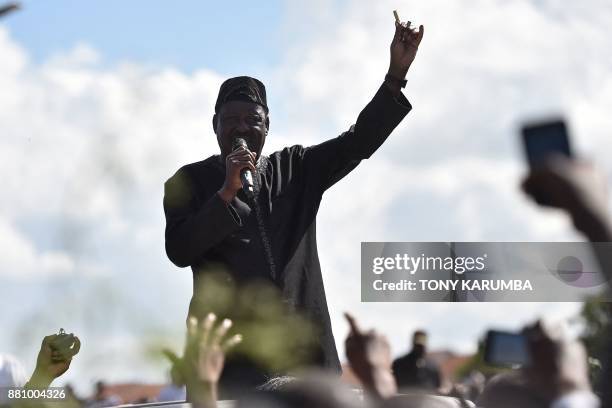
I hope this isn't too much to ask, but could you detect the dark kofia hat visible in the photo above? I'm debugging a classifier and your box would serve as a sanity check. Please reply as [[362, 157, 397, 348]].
[[215, 76, 268, 113]]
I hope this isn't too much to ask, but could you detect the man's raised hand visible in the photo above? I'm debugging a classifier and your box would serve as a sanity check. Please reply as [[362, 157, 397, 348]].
[[388, 13, 424, 80]]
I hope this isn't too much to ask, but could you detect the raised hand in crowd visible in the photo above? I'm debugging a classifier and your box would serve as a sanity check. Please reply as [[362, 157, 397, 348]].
[[522, 155, 611, 242], [522, 321, 595, 405], [344, 312, 397, 400], [165, 313, 242, 408], [25, 329, 80, 389], [478, 320, 598, 408]]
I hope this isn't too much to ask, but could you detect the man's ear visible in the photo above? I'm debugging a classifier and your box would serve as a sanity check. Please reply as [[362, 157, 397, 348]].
[[265, 114, 270, 133], [212, 114, 218, 134]]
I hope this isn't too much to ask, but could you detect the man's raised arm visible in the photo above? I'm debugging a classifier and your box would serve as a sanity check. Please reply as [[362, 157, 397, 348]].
[[303, 15, 424, 191]]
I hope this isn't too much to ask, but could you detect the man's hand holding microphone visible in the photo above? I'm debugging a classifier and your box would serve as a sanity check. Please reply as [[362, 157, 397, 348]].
[[218, 139, 257, 203]]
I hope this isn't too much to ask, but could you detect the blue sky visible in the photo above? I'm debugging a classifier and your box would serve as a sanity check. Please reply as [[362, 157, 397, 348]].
[[1, 0, 611, 395], [3, 0, 283, 73]]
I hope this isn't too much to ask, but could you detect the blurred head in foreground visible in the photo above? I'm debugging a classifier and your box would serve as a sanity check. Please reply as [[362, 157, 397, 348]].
[[237, 373, 363, 408]]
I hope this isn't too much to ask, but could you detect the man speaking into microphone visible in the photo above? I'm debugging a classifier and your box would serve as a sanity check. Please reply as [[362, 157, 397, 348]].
[[163, 16, 424, 394]]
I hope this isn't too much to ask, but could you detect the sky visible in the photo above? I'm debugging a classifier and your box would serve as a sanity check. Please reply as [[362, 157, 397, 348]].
[[1, 0, 612, 394]]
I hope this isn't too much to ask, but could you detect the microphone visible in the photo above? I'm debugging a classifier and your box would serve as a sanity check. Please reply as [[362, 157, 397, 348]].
[[232, 138, 255, 195]]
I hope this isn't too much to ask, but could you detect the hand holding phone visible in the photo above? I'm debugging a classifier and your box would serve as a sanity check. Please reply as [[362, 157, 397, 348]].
[[484, 330, 530, 367], [521, 118, 572, 167]]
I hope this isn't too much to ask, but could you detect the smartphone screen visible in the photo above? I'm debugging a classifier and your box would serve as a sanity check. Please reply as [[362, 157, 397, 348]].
[[484, 330, 530, 366], [521, 119, 571, 166]]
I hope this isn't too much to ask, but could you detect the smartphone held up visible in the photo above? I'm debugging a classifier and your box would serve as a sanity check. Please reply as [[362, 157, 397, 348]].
[[521, 118, 572, 167]]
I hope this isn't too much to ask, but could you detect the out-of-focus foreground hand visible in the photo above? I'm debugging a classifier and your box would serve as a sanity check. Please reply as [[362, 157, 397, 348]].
[[166, 313, 241, 408], [27, 331, 80, 388], [522, 320, 592, 403], [188, 313, 242, 384], [522, 156, 611, 241], [344, 312, 397, 399]]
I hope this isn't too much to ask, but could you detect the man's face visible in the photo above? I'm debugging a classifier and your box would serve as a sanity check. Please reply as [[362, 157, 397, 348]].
[[214, 101, 269, 160]]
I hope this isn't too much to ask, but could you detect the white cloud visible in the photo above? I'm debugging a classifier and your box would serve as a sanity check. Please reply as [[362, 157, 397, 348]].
[[0, 217, 75, 278], [0, 25, 216, 389], [1, 0, 611, 386], [0, 25, 227, 279]]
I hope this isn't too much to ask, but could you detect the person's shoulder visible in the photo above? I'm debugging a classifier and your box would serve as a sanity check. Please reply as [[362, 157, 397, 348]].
[[181, 155, 223, 175], [164, 156, 222, 200], [392, 353, 411, 366], [167, 156, 222, 182]]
